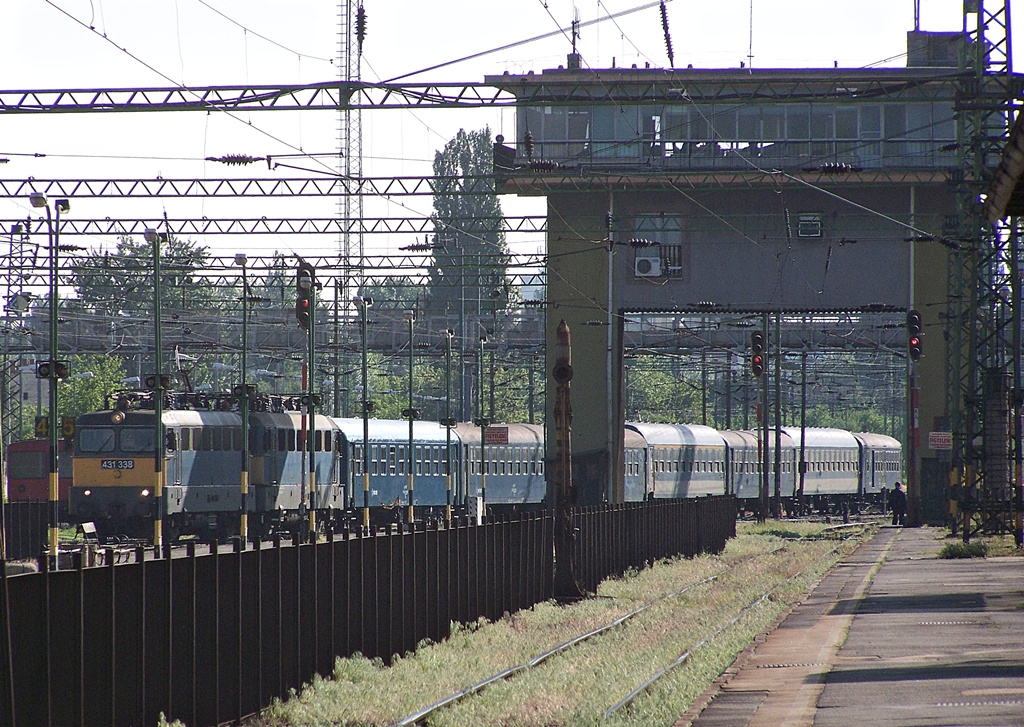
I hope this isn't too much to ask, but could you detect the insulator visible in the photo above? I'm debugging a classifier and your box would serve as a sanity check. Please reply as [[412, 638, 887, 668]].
[[205, 154, 263, 166], [660, 2, 675, 68], [355, 5, 367, 54], [529, 159, 557, 172], [523, 130, 534, 160]]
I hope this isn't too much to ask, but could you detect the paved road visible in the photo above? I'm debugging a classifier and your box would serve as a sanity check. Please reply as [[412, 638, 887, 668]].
[[678, 526, 1024, 727]]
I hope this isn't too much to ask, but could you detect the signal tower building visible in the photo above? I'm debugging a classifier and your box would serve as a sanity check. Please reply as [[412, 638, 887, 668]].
[[493, 24, 1021, 533]]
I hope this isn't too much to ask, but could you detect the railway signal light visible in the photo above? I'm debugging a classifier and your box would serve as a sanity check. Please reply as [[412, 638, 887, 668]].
[[749, 330, 766, 378], [36, 360, 68, 379], [295, 260, 315, 331], [907, 309, 923, 361]]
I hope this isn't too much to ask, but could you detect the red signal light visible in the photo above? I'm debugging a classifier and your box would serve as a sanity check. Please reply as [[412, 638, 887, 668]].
[[908, 335, 922, 361]]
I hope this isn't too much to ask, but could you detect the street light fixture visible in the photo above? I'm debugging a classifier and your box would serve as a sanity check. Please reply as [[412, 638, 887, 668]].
[[29, 192, 70, 566]]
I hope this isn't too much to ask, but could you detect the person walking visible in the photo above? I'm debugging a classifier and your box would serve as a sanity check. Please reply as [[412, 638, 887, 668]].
[[888, 481, 907, 526]]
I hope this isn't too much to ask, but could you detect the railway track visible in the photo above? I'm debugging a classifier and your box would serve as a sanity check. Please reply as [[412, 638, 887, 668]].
[[388, 523, 870, 726]]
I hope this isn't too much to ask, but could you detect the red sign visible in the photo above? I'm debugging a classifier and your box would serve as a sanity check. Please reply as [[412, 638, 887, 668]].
[[928, 431, 953, 450], [484, 426, 508, 445]]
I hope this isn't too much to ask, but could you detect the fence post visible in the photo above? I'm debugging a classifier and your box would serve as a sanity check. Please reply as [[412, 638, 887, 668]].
[[0, 564, 14, 727]]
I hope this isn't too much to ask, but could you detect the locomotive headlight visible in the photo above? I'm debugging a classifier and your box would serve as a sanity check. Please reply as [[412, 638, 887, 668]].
[[111, 411, 126, 424], [140, 488, 151, 497], [83, 489, 92, 497]]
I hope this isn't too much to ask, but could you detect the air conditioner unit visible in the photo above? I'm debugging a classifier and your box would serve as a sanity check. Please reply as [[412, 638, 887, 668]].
[[634, 256, 662, 277]]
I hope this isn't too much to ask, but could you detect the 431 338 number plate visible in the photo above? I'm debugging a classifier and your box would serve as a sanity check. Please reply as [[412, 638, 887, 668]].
[[101, 459, 135, 470]]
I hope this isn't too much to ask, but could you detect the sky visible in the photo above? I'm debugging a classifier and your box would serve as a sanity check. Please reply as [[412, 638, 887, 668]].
[[0, 0, 987, 263]]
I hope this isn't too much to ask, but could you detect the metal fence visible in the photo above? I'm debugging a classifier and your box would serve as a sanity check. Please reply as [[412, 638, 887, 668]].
[[0, 496, 733, 727], [2, 503, 47, 562]]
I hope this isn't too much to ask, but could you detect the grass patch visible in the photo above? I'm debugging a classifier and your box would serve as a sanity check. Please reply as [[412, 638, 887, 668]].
[[938, 534, 1024, 559], [253, 522, 872, 727], [938, 540, 987, 559]]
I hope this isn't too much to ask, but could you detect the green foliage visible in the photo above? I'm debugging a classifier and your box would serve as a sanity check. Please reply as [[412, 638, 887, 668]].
[[624, 359, 700, 423], [68, 233, 223, 318], [938, 540, 988, 559], [426, 127, 512, 320], [56, 353, 127, 419], [803, 403, 889, 433]]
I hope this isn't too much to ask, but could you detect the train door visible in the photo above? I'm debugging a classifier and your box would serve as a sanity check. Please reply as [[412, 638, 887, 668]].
[[166, 428, 181, 485]]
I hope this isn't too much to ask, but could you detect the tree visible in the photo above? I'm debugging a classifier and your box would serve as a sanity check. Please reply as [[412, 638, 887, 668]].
[[57, 353, 128, 420], [68, 234, 222, 318], [426, 127, 512, 321]]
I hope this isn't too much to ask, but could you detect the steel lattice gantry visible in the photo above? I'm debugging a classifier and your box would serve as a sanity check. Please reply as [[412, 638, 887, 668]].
[[947, 0, 1022, 543]]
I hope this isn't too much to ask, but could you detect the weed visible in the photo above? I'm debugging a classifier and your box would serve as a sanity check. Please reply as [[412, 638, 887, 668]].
[[938, 540, 987, 559]]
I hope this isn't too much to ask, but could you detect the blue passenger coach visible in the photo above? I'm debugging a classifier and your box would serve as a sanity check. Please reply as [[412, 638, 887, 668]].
[[626, 423, 727, 498]]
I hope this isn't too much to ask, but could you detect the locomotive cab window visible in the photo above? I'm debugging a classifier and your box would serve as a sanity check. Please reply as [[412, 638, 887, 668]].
[[120, 428, 155, 453], [80, 428, 116, 453]]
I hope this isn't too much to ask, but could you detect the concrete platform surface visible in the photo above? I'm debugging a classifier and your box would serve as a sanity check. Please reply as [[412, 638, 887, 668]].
[[678, 526, 1024, 727]]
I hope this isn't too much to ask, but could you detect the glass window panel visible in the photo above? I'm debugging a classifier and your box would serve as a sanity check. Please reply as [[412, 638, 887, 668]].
[[738, 106, 759, 139], [907, 104, 931, 139], [663, 109, 688, 141], [712, 107, 737, 140], [80, 428, 116, 453], [541, 106, 566, 142], [932, 102, 955, 139], [835, 107, 857, 139], [786, 105, 810, 139], [884, 105, 907, 137], [762, 106, 784, 140], [810, 105, 833, 138], [860, 105, 881, 138], [522, 107, 543, 142]]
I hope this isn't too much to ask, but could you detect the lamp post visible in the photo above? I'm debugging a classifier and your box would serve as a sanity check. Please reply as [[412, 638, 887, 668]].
[[235, 253, 250, 543], [476, 334, 489, 517], [30, 192, 69, 564], [443, 329, 454, 521], [144, 225, 167, 548], [297, 263, 317, 540], [403, 312, 417, 526], [354, 296, 373, 530]]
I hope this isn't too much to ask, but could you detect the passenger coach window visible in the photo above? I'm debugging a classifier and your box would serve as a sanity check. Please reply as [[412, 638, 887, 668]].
[[80, 428, 116, 453]]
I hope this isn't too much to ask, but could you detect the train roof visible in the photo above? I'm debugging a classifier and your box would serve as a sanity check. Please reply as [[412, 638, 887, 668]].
[[626, 422, 725, 448], [162, 410, 242, 427], [329, 417, 453, 444], [624, 428, 646, 449], [249, 411, 336, 429], [718, 430, 760, 448], [454, 422, 544, 446], [781, 427, 859, 449], [728, 429, 796, 449], [851, 431, 903, 449]]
